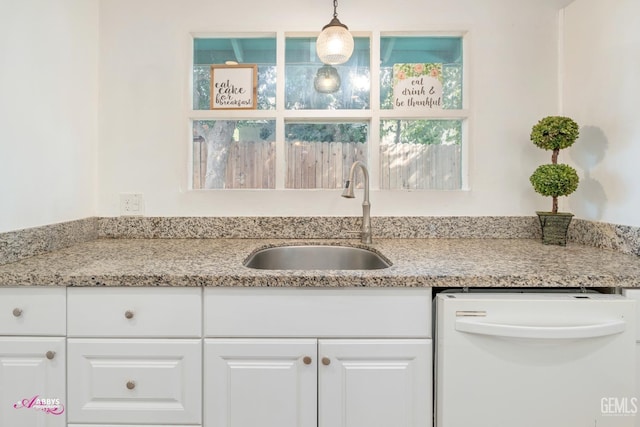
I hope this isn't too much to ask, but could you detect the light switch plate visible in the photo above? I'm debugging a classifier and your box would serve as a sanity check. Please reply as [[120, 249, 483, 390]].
[[120, 193, 144, 216]]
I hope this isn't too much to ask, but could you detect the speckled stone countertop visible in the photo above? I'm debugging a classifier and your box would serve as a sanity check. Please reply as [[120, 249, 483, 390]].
[[0, 238, 639, 288]]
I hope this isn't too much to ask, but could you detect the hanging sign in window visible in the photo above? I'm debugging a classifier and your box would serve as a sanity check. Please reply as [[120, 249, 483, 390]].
[[210, 64, 257, 110], [392, 63, 443, 110]]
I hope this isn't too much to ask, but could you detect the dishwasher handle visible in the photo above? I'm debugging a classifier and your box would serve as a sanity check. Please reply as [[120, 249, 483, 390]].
[[455, 318, 626, 339]]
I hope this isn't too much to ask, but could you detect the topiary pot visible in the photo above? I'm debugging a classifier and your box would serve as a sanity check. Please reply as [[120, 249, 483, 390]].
[[536, 211, 574, 246]]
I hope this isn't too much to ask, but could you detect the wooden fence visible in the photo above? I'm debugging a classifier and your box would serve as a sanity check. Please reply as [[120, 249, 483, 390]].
[[193, 139, 276, 189], [285, 141, 366, 189], [380, 143, 461, 190], [193, 139, 460, 190]]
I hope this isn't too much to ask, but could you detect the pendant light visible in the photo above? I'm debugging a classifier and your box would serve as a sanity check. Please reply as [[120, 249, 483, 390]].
[[316, 0, 354, 65], [314, 65, 341, 93]]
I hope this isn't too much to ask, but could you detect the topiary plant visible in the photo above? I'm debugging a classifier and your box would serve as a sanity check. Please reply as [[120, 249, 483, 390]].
[[529, 116, 580, 214]]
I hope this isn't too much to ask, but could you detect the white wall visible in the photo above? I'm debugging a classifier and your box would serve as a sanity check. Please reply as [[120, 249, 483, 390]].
[[0, 0, 98, 233], [562, 0, 640, 227], [97, 0, 562, 217]]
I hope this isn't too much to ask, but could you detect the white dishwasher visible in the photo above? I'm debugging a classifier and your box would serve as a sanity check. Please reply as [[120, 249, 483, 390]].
[[435, 292, 636, 427]]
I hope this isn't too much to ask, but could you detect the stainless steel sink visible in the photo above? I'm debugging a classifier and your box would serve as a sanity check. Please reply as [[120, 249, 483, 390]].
[[243, 245, 392, 270]]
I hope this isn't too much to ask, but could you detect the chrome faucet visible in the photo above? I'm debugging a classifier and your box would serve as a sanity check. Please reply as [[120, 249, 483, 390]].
[[341, 161, 372, 244]]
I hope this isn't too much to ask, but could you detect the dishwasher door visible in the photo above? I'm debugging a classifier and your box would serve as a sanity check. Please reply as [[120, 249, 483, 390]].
[[435, 293, 636, 427]]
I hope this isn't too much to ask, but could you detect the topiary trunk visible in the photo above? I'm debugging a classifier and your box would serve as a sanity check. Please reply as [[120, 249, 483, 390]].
[[551, 148, 559, 213]]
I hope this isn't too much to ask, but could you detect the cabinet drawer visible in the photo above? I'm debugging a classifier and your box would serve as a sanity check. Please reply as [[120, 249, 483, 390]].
[[0, 287, 66, 336], [67, 287, 201, 337], [67, 339, 202, 424], [204, 288, 432, 338]]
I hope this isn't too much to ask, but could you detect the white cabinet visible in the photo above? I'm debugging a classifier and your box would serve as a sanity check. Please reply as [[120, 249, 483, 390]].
[[67, 287, 201, 337], [66, 287, 202, 427], [0, 285, 432, 427], [0, 287, 66, 336], [319, 339, 431, 427], [0, 287, 66, 427], [204, 287, 433, 427], [67, 338, 201, 424], [205, 339, 318, 427], [623, 288, 640, 425], [0, 337, 66, 427], [204, 287, 431, 337], [205, 338, 431, 427]]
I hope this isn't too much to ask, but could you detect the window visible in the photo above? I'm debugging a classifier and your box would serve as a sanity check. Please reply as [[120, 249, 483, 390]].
[[193, 37, 276, 111], [380, 119, 461, 190], [285, 37, 370, 110], [190, 33, 466, 191], [192, 36, 277, 189], [379, 36, 464, 190], [193, 120, 275, 189], [285, 122, 368, 189]]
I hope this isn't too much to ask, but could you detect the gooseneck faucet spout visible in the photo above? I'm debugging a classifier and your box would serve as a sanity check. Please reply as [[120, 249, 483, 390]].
[[341, 161, 372, 244]]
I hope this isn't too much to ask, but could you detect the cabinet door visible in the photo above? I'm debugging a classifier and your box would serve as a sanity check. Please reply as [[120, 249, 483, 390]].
[[0, 337, 66, 427], [623, 289, 640, 426], [205, 338, 317, 427], [319, 339, 432, 427]]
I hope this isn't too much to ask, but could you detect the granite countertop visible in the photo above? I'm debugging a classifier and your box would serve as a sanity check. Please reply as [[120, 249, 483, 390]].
[[0, 238, 639, 288]]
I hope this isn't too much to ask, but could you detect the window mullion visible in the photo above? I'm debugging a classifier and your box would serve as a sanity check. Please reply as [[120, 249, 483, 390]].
[[275, 31, 287, 189], [369, 30, 381, 191]]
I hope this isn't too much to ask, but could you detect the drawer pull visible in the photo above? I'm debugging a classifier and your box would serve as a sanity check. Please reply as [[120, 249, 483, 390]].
[[321, 357, 331, 366], [12, 308, 23, 317], [126, 380, 136, 390], [124, 310, 135, 320], [303, 356, 312, 365], [45, 351, 56, 360]]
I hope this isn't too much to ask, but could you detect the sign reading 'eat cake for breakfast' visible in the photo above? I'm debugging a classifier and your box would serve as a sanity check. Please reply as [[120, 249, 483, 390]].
[[210, 64, 257, 110]]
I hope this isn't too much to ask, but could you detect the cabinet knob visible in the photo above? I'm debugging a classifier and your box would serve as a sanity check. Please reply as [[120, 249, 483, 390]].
[[321, 357, 331, 366], [124, 310, 135, 319], [126, 380, 136, 390], [12, 308, 23, 317], [45, 351, 56, 360], [303, 356, 312, 365]]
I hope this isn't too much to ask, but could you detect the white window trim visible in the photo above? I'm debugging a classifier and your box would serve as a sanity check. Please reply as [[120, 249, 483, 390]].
[[187, 30, 470, 191]]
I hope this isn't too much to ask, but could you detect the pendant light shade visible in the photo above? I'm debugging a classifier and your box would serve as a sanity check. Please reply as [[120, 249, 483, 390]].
[[316, 0, 354, 65], [314, 65, 341, 93]]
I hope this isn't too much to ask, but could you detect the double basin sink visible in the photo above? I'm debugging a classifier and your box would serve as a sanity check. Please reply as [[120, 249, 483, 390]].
[[243, 245, 391, 270]]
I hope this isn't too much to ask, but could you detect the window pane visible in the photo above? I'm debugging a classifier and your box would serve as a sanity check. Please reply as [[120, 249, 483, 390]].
[[285, 123, 368, 188], [285, 37, 370, 110], [380, 119, 462, 190], [193, 120, 276, 189], [380, 36, 463, 110], [193, 37, 276, 110]]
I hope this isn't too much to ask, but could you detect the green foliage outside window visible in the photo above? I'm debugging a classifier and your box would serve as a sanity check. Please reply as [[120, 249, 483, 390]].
[[285, 123, 367, 144]]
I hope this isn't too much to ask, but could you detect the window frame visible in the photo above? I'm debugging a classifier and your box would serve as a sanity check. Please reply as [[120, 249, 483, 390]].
[[188, 30, 470, 191]]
